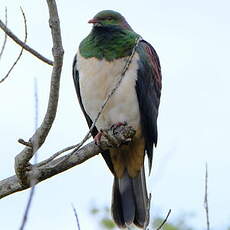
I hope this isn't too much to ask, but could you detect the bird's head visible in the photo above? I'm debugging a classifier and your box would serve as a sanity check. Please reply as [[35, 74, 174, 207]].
[[88, 10, 132, 31]]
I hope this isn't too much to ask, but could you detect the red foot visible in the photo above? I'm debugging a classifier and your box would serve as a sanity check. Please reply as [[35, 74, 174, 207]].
[[111, 122, 126, 129], [94, 132, 103, 145]]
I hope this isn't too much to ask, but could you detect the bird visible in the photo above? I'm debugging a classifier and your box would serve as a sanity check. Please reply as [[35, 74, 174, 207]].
[[72, 10, 162, 229]]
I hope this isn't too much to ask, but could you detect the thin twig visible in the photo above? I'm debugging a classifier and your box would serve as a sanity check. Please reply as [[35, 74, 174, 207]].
[[36, 143, 79, 167], [155, 209, 171, 230], [18, 139, 32, 148], [204, 163, 210, 230], [0, 7, 7, 61], [0, 16, 53, 66], [40, 36, 142, 166], [19, 78, 40, 230], [71, 204, 81, 230], [64, 37, 142, 159], [33, 77, 39, 163], [19, 181, 36, 230], [0, 7, 27, 84]]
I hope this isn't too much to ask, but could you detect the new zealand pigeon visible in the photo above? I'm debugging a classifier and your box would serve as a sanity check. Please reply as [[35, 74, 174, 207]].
[[72, 10, 162, 228]]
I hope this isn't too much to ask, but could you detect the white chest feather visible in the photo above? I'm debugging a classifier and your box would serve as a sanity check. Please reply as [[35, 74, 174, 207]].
[[77, 52, 141, 131]]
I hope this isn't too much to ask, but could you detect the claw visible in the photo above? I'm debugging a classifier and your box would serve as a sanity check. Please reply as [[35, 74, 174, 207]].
[[111, 122, 126, 129], [111, 122, 127, 134]]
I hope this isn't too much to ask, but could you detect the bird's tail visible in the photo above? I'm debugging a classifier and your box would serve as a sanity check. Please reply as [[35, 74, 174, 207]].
[[111, 166, 148, 228]]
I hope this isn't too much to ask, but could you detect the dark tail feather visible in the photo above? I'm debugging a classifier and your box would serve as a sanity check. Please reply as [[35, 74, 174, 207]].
[[111, 178, 125, 228], [112, 167, 148, 228], [118, 171, 136, 224], [133, 166, 148, 228], [112, 170, 135, 228]]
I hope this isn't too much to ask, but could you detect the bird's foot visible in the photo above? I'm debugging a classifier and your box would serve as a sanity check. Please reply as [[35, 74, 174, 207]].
[[111, 122, 127, 135], [94, 122, 128, 147], [94, 131, 103, 145], [111, 122, 127, 129]]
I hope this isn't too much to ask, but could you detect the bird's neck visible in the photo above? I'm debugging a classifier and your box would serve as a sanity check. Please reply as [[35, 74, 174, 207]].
[[79, 27, 139, 61]]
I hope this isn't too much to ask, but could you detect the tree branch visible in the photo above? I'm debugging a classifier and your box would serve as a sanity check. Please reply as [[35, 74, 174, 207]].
[[204, 163, 210, 230], [0, 7, 27, 84], [14, 0, 64, 187], [0, 12, 53, 66], [71, 204, 81, 230], [19, 78, 40, 230], [0, 7, 7, 61], [155, 209, 171, 230], [0, 125, 135, 199]]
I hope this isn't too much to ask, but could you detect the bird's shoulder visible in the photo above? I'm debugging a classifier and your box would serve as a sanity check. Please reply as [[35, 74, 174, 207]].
[[137, 40, 162, 94]]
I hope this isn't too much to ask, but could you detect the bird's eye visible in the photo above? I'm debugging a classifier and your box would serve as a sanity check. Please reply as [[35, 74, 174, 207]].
[[107, 16, 113, 20]]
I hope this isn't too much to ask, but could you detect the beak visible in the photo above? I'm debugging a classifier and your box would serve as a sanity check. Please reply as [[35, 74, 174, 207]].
[[88, 18, 99, 24]]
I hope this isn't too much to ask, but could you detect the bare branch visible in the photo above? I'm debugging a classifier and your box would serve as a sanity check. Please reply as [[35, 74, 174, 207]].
[[36, 143, 79, 167], [0, 125, 135, 199], [18, 138, 33, 148], [0, 7, 27, 84], [19, 183, 36, 230], [0, 14, 53, 66], [14, 0, 64, 187], [71, 204, 81, 230], [155, 209, 171, 230], [0, 7, 7, 61], [204, 163, 210, 230]]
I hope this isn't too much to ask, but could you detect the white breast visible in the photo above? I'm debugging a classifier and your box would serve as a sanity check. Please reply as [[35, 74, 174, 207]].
[[77, 52, 141, 132]]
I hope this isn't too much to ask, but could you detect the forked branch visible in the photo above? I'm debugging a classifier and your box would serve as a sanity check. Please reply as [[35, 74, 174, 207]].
[[14, 0, 64, 187], [0, 7, 7, 61], [0, 11, 53, 66], [0, 125, 136, 199], [0, 7, 27, 84]]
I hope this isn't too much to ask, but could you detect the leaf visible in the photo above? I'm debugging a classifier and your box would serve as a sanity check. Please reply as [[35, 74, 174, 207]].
[[100, 217, 116, 229], [90, 207, 100, 215]]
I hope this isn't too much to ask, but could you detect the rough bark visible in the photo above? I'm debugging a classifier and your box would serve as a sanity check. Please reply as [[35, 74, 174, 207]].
[[0, 125, 135, 199]]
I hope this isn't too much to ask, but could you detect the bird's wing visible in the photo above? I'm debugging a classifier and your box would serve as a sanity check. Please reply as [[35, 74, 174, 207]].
[[72, 54, 114, 173], [136, 40, 162, 172]]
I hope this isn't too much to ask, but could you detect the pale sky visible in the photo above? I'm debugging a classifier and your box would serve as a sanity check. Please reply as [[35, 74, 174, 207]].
[[1, 0, 230, 229]]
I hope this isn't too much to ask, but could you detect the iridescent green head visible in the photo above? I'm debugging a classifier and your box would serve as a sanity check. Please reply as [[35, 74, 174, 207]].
[[88, 10, 132, 30]]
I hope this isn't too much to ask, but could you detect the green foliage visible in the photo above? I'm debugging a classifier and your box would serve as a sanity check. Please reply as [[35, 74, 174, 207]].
[[90, 205, 194, 230], [100, 217, 116, 229], [90, 205, 230, 230], [90, 205, 117, 230], [90, 207, 100, 215]]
